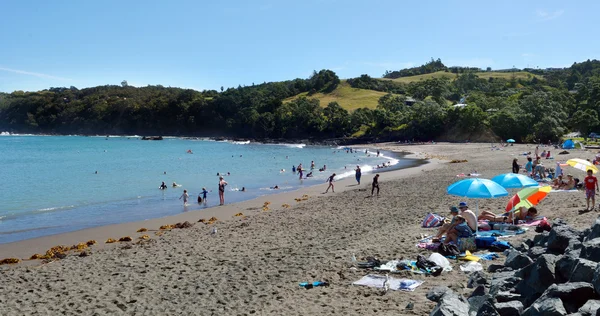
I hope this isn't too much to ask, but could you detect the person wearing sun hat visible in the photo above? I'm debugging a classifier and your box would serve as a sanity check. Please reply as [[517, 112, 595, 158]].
[[433, 206, 460, 241], [458, 202, 477, 232]]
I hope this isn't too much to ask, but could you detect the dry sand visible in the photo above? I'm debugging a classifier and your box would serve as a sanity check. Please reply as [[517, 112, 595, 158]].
[[1, 142, 599, 315]]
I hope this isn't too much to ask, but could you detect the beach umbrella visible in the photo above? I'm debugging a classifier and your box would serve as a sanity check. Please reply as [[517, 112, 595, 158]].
[[447, 178, 509, 233], [505, 186, 551, 212], [491, 173, 538, 189], [506, 139, 515, 143], [566, 158, 598, 174]]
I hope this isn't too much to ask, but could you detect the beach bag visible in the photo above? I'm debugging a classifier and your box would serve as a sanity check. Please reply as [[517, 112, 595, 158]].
[[458, 236, 477, 252], [422, 213, 444, 228], [535, 219, 551, 233], [437, 243, 460, 256]]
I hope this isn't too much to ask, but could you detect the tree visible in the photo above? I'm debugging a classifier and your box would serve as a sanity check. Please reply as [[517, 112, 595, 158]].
[[570, 109, 600, 137], [323, 102, 349, 137], [121, 80, 128, 87]]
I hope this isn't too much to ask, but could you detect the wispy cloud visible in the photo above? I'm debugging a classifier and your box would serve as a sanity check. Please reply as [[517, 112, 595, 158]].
[[363, 62, 415, 69], [0, 67, 71, 81], [536, 9, 564, 21]]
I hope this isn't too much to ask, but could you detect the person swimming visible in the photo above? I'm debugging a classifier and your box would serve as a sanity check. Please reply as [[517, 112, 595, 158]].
[[306, 172, 313, 178], [241, 187, 246, 192], [160, 182, 167, 190], [172, 182, 181, 187], [271, 185, 279, 189]]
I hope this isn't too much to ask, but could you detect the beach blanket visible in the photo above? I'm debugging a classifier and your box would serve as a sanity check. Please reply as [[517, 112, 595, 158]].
[[518, 217, 547, 227], [375, 260, 425, 274], [477, 229, 526, 237], [417, 241, 441, 250], [352, 274, 424, 292]]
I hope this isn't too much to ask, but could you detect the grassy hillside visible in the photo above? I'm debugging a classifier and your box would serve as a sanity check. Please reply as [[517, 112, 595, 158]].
[[381, 71, 541, 84], [283, 81, 390, 111]]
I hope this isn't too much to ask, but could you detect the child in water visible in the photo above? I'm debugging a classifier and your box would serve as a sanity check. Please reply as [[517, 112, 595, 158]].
[[199, 188, 208, 204], [179, 190, 189, 205]]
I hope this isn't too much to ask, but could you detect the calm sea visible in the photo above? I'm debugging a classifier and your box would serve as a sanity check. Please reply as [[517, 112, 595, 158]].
[[0, 135, 417, 243]]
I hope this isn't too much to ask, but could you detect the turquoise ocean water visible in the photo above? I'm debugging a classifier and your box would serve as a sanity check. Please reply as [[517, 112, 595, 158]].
[[0, 135, 417, 243]]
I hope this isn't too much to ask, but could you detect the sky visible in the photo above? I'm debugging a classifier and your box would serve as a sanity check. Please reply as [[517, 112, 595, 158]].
[[0, 0, 598, 92]]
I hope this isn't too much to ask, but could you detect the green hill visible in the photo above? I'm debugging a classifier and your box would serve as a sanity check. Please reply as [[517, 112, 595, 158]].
[[283, 81, 391, 111], [381, 71, 541, 84]]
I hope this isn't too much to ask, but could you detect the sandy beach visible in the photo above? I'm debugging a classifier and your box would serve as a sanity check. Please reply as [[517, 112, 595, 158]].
[[1, 142, 599, 315]]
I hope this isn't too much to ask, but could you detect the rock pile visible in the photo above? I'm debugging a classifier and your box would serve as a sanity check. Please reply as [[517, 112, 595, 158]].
[[427, 216, 600, 315]]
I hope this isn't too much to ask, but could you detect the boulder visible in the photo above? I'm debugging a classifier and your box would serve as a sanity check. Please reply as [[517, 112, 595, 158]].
[[578, 300, 600, 316], [533, 232, 550, 247], [547, 225, 581, 254], [586, 216, 600, 241], [469, 295, 492, 316], [555, 254, 577, 283], [487, 264, 512, 273], [517, 242, 530, 252], [476, 300, 500, 316], [552, 218, 569, 227], [468, 271, 488, 288], [430, 290, 469, 316], [522, 297, 567, 316], [569, 258, 598, 282], [527, 246, 546, 259], [504, 249, 533, 270], [524, 238, 534, 248], [469, 285, 487, 298], [495, 291, 522, 303], [490, 275, 522, 297], [581, 237, 600, 262], [581, 228, 591, 241], [517, 254, 559, 306], [592, 264, 600, 295], [535, 282, 595, 314], [494, 301, 524, 316], [427, 286, 451, 302]]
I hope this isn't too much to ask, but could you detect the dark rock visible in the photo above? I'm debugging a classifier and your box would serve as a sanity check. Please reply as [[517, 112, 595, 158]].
[[504, 249, 533, 270], [495, 291, 522, 303], [517, 254, 559, 306], [552, 218, 569, 228], [430, 290, 469, 316], [592, 264, 600, 295], [174, 221, 194, 229], [522, 297, 567, 316], [578, 300, 600, 316], [490, 275, 522, 297], [487, 264, 507, 273], [469, 285, 487, 298], [524, 238, 534, 248], [427, 286, 451, 302], [570, 258, 598, 282], [581, 237, 600, 262], [535, 282, 595, 314], [586, 216, 600, 241], [527, 246, 546, 259], [494, 301, 524, 316], [580, 228, 591, 242], [533, 232, 550, 247], [468, 271, 488, 288], [555, 254, 577, 283], [548, 225, 581, 254], [517, 242, 530, 252], [476, 300, 500, 316], [469, 295, 492, 316]]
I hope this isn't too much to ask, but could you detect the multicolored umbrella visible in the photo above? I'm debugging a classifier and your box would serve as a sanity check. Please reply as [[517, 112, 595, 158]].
[[505, 186, 551, 212], [566, 158, 598, 174]]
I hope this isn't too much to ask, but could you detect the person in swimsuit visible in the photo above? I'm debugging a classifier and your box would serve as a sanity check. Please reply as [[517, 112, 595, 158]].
[[218, 177, 228, 205], [355, 165, 361, 184], [297, 164, 303, 180], [478, 206, 538, 223], [443, 215, 473, 244], [160, 182, 167, 190], [584, 169, 599, 210], [179, 190, 189, 205], [371, 174, 380, 196], [325, 173, 336, 193]]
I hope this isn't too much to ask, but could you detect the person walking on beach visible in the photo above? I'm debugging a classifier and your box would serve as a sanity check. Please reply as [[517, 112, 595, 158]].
[[512, 158, 520, 174], [355, 165, 362, 184], [218, 177, 228, 205], [179, 190, 189, 205], [325, 173, 336, 193], [585, 169, 599, 211], [371, 174, 380, 196]]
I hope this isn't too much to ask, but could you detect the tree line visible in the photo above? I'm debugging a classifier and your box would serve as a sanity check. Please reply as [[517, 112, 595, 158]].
[[1, 59, 600, 142]]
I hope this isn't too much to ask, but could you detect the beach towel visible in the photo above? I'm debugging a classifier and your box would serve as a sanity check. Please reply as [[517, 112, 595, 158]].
[[476, 229, 526, 237], [550, 189, 579, 193], [417, 241, 441, 250], [352, 274, 424, 292], [517, 217, 547, 227]]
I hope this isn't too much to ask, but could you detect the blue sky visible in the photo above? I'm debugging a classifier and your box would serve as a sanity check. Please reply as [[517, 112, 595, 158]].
[[0, 0, 598, 92]]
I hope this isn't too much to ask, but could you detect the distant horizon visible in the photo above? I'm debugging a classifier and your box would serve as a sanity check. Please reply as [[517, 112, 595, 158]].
[[1, 0, 598, 93], [0, 58, 591, 94]]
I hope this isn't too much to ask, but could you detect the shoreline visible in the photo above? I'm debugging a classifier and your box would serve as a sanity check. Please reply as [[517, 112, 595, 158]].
[[0, 150, 433, 260]]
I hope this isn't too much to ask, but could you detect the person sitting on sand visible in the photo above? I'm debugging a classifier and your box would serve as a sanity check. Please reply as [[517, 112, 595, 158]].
[[552, 175, 566, 189], [478, 206, 538, 223], [443, 215, 473, 244], [433, 206, 460, 242], [564, 174, 575, 190], [456, 202, 477, 232]]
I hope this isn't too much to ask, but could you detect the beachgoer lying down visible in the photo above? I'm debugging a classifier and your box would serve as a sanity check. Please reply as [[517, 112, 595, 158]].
[[478, 206, 538, 223]]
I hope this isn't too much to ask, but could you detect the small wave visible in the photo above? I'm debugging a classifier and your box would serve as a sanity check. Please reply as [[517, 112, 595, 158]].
[[282, 143, 305, 149], [35, 205, 76, 213], [231, 140, 250, 145]]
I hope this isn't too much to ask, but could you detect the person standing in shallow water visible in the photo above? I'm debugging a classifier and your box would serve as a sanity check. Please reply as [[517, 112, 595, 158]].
[[218, 176, 228, 205], [355, 165, 362, 184], [371, 174, 380, 196]]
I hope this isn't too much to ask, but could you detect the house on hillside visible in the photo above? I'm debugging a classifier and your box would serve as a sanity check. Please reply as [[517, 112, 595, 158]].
[[405, 97, 416, 106]]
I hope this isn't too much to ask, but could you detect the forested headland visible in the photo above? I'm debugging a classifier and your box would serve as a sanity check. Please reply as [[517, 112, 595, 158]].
[[1, 59, 600, 143]]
